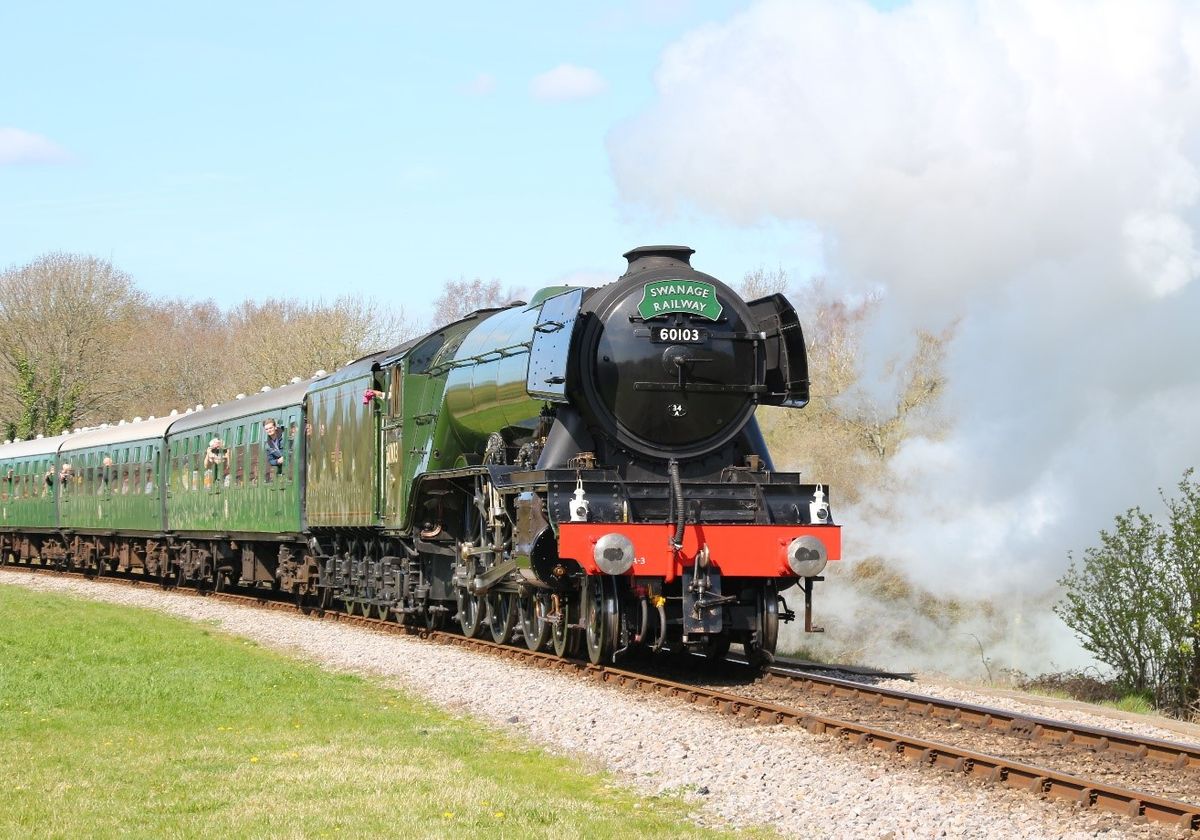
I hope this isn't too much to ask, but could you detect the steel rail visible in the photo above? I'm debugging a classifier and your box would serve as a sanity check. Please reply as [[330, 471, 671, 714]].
[[5, 563, 1200, 830], [763, 667, 1200, 773]]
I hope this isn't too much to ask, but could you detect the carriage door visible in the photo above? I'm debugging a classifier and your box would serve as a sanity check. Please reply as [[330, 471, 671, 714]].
[[381, 364, 405, 524]]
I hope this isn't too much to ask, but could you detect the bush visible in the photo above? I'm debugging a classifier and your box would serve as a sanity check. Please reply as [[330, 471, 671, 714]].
[[1055, 469, 1200, 717]]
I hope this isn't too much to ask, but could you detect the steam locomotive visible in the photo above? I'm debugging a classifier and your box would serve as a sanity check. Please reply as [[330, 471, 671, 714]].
[[0, 246, 840, 665]]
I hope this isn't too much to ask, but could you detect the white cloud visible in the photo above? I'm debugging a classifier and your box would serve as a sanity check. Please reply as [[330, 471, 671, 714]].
[[462, 72, 497, 96], [610, 0, 1200, 671], [530, 63, 609, 102], [0, 127, 70, 165]]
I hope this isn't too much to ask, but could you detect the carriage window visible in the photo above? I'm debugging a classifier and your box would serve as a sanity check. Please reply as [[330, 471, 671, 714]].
[[234, 445, 245, 487], [250, 445, 260, 486]]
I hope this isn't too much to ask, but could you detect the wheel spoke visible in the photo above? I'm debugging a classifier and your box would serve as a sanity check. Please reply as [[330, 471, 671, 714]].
[[519, 593, 550, 652], [551, 594, 579, 659], [486, 591, 517, 644], [458, 589, 484, 638]]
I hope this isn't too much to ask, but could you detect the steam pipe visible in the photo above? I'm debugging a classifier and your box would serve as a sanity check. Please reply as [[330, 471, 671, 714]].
[[633, 596, 649, 644], [653, 600, 667, 652], [668, 458, 684, 551]]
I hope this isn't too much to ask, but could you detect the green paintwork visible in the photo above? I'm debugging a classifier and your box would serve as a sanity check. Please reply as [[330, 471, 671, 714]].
[[377, 300, 561, 531], [0, 451, 60, 529], [59, 441, 164, 532], [166, 406, 302, 535], [305, 374, 381, 527]]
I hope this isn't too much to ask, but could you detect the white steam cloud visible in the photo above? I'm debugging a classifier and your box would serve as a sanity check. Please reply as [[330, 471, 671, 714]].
[[610, 0, 1200, 672]]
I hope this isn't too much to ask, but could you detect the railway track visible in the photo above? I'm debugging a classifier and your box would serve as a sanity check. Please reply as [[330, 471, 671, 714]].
[[5, 563, 1200, 831]]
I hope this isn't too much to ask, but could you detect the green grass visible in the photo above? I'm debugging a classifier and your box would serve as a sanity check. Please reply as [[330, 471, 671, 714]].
[[1101, 694, 1156, 715], [0, 584, 742, 839]]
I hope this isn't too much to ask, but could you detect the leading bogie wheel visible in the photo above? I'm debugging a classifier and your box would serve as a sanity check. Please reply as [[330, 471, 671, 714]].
[[485, 591, 517, 644], [743, 584, 779, 666], [583, 576, 620, 666]]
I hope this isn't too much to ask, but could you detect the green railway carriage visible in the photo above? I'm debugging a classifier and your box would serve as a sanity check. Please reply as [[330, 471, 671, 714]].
[[165, 384, 306, 538], [58, 417, 172, 534], [57, 417, 173, 574], [0, 434, 69, 536]]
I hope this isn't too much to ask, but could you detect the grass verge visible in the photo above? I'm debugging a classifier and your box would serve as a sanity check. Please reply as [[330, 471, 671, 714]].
[[0, 584, 743, 839]]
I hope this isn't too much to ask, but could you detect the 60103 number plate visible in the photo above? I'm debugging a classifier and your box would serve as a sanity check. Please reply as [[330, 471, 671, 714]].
[[650, 326, 708, 344]]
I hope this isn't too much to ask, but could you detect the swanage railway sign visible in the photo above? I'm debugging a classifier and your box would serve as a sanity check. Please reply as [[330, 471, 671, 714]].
[[637, 279, 724, 321]]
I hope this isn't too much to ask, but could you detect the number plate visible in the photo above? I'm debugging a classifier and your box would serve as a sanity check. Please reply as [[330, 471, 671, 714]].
[[650, 326, 708, 344]]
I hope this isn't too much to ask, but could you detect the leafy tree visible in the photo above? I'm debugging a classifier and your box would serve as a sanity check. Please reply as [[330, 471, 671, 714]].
[[1162, 470, 1200, 710], [1056, 469, 1200, 715]]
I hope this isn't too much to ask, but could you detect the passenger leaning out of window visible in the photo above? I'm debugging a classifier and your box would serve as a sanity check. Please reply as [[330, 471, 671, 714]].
[[264, 418, 286, 482], [203, 438, 227, 490]]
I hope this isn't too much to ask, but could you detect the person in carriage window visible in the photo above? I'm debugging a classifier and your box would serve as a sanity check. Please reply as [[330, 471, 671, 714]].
[[264, 418, 285, 482], [203, 438, 227, 490]]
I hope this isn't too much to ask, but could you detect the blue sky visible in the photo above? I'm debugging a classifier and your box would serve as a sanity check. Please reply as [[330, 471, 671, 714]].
[[0, 1, 826, 324]]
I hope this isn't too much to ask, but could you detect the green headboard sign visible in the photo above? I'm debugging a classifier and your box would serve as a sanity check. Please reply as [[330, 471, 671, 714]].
[[637, 279, 724, 321]]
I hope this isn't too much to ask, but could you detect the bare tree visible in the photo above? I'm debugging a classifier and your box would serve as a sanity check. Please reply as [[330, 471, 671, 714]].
[[226, 295, 418, 394], [752, 272, 953, 503], [0, 253, 146, 437], [739, 265, 791, 300], [431, 277, 525, 324], [842, 324, 955, 462], [118, 297, 232, 419]]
